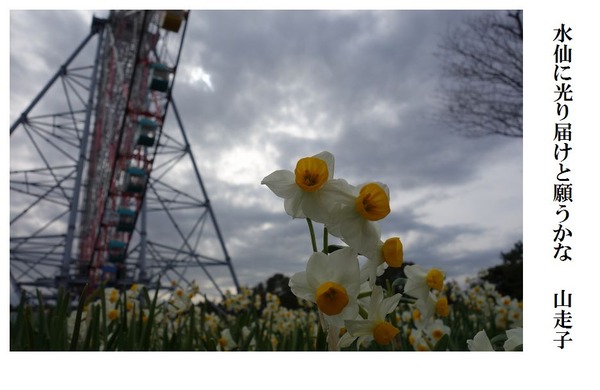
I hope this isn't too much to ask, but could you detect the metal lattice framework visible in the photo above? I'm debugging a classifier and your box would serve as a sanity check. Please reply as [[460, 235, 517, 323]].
[[10, 10, 240, 302]]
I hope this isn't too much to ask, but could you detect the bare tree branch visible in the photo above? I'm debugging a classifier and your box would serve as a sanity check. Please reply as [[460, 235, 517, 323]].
[[435, 10, 523, 138]]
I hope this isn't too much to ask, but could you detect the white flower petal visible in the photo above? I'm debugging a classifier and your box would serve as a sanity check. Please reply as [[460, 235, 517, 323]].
[[339, 216, 381, 257], [467, 330, 494, 351], [368, 286, 384, 316], [283, 191, 306, 218], [305, 252, 329, 288], [403, 264, 430, 301], [338, 297, 359, 321], [338, 332, 357, 348], [323, 307, 353, 328], [378, 293, 402, 321], [344, 319, 375, 337], [312, 151, 335, 180], [301, 192, 331, 223], [289, 271, 314, 302], [415, 292, 437, 322], [503, 327, 523, 351], [328, 248, 360, 295], [404, 264, 426, 279], [360, 263, 375, 287], [261, 170, 297, 198], [320, 179, 358, 210], [376, 262, 387, 277], [356, 335, 372, 349]]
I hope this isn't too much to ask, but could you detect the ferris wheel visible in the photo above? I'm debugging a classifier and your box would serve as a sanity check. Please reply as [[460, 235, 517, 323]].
[[10, 10, 240, 302]]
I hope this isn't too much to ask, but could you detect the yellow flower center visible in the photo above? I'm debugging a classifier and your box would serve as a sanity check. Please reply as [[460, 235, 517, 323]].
[[512, 312, 521, 320], [109, 289, 119, 303], [432, 329, 444, 341], [108, 309, 119, 321], [426, 268, 444, 291], [382, 237, 403, 267], [373, 322, 400, 345], [408, 334, 416, 345], [355, 183, 390, 221], [294, 157, 329, 192], [315, 281, 349, 316], [412, 308, 421, 321], [436, 296, 449, 317]]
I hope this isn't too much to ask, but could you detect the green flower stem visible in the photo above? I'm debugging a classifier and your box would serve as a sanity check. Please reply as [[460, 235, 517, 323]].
[[358, 304, 369, 319], [306, 218, 318, 253], [322, 227, 328, 254], [357, 290, 373, 300], [399, 296, 417, 305]]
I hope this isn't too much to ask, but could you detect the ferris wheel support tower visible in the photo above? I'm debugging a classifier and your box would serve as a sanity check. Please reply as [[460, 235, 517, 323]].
[[10, 11, 240, 301]]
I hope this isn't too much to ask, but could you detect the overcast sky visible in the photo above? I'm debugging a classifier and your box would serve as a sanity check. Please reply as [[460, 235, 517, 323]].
[[10, 10, 523, 297]]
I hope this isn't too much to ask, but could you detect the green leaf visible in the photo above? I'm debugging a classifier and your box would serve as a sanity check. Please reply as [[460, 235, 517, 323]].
[[316, 322, 327, 351], [70, 286, 89, 350], [10, 292, 28, 350]]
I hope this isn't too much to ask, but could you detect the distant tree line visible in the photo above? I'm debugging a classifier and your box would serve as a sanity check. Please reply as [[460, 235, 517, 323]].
[[477, 240, 523, 300]]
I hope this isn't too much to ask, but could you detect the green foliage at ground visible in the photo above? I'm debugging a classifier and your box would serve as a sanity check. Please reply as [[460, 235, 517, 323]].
[[10, 274, 522, 352]]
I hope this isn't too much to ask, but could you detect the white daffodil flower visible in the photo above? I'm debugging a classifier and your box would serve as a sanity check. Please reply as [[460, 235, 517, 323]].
[[217, 328, 237, 351], [362, 237, 404, 286], [261, 151, 338, 223], [325, 180, 390, 257], [339, 285, 402, 348], [403, 264, 445, 301], [414, 291, 438, 326], [503, 327, 523, 351], [413, 290, 449, 328], [467, 329, 495, 351], [424, 318, 451, 346], [166, 287, 192, 318], [289, 247, 361, 328], [408, 329, 430, 351]]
